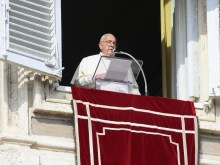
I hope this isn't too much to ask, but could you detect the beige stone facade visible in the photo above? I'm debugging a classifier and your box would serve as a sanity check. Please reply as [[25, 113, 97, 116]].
[[0, 62, 75, 165], [0, 0, 220, 165]]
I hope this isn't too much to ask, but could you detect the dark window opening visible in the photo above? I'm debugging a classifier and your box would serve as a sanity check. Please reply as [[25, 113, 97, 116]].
[[60, 0, 162, 96]]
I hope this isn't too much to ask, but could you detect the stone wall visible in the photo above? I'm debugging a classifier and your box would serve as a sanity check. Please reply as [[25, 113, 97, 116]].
[[0, 62, 75, 165]]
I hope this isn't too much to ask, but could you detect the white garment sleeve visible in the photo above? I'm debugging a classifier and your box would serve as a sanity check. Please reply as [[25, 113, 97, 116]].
[[78, 74, 93, 86], [75, 58, 94, 86]]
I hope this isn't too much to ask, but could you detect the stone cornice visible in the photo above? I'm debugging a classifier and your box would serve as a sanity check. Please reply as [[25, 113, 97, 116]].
[[0, 133, 75, 152]]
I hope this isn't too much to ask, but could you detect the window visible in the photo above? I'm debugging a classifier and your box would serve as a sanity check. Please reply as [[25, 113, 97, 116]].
[[207, 0, 220, 96], [0, 0, 62, 78]]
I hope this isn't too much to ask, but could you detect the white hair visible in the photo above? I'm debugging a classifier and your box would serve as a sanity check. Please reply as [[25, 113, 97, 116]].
[[99, 33, 115, 42]]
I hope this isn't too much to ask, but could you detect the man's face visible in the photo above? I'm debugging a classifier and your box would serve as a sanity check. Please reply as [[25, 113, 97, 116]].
[[99, 34, 116, 56]]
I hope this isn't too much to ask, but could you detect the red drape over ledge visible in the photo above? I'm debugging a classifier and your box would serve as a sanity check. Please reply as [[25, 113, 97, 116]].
[[71, 86, 198, 165]]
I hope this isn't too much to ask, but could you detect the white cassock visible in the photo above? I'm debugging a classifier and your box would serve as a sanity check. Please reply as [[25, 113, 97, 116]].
[[71, 52, 140, 95]]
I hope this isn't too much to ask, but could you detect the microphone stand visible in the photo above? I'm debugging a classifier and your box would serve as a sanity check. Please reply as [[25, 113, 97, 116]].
[[114, 50, 148, 96]]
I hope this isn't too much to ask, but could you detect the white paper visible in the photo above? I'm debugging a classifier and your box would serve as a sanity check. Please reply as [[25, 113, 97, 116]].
[[104, 58, 132, 81]]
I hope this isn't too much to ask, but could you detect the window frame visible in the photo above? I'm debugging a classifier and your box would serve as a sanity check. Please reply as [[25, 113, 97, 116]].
[[0, 0, 62, 79], [207, 0, 220, 97]]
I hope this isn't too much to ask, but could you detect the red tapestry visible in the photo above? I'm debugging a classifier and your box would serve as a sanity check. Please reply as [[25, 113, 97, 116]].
[[71, 86, 198, 165]]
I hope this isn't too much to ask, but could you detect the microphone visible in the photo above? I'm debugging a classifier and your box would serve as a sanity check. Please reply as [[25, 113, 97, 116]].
[[113, 49, 121, 54], [113, 50, 148, 96]]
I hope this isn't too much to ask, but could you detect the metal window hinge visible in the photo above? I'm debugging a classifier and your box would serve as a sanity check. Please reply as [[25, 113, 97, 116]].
[[45, 56, 57, 67], [57, 67, 65, 75], [2, 53, 7, 59], [6, 6, 10, 12], [204, 98, 214, 113], [5, 6, 10, 24]]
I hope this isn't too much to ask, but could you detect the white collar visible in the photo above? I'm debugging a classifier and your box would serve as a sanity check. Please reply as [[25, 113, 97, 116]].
[[99, 52, 104, 56], [99, 52, 115, 57]]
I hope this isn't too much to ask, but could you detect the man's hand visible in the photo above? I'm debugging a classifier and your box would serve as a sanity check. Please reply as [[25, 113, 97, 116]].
[[96, 73, 106, 79]]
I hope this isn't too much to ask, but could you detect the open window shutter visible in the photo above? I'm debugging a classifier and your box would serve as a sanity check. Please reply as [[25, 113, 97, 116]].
[[0, 0, 62, 78], [207, 0, 220, 97]]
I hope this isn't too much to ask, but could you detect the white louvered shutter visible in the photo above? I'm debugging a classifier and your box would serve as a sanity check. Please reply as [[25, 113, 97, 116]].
[[0, 0, 62, 78], [207, 0, 220, 97]]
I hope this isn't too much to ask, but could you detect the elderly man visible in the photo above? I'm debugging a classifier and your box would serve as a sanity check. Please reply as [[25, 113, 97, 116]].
[[71, 33, 140, 95]]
